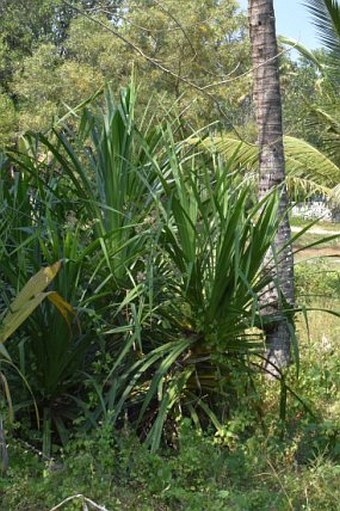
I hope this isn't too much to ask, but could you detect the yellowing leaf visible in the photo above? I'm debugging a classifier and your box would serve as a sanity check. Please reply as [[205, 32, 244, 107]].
[[47, 292, 79, 334], [10, 261, 62, 312], [0, 261, 75, 347], [0, 292, 51, 344]]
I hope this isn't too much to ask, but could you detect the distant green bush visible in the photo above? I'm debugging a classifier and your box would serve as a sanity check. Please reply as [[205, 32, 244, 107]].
[[295, 260, 340, 301]]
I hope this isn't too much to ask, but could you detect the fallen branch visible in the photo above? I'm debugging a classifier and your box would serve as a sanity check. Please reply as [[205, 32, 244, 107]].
[[48, 494, 111, 511]]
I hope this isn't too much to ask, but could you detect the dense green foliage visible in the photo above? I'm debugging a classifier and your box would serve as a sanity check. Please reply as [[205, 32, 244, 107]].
[[0, 0, 250, 139], [0, 84, 298, 455], [0, 2, 339, 509], [0, 83, 339, 510], [3, 429, 340, 511], [0, 0, 329, 147]]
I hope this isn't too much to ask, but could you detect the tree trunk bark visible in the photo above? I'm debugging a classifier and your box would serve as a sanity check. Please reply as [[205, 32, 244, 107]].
[[248, 0, 295, 376]]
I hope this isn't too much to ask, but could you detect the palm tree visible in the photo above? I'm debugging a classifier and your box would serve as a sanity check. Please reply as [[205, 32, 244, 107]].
[[199, 1, 340, 208], [248, 0, 295, 374], [305, 1, 340, 169]]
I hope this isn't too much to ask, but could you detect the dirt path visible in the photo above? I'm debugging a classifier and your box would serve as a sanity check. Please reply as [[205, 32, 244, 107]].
[[291, 226, 340, 236], [290, 226, 340, 260], [295, 247, 340, 260]]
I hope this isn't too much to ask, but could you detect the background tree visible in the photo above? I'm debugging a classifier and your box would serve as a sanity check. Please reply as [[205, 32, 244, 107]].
[[280, 51, 325, 144], [119, 0, 250, 128], [2, 0, 250, 141]]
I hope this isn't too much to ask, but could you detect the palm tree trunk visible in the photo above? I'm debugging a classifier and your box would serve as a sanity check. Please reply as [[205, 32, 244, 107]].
[[248, 0, 295, 375]]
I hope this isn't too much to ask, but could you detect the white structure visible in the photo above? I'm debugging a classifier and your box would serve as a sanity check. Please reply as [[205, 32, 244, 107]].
[[291, 200, 335, 221]]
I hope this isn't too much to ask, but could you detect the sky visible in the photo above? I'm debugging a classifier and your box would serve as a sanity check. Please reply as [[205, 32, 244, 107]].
[[238, 0, 321, 51]]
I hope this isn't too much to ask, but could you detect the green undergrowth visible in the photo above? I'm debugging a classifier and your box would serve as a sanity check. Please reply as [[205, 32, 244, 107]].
[[1, 260, 340, 511], [2, 327, 339, 511], [295, 259, 340, 302], [2, 293, 339, 511], [1, 414, 339, 511]]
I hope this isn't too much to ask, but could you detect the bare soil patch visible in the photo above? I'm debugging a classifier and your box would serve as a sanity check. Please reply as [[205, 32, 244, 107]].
[[295, 246, 340, 260]]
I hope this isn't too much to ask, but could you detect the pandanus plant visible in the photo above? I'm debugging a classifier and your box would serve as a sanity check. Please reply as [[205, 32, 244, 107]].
[[94, 135, 301, 451], [2, 84, 332, 455], [0, 157, 96, 455], [0, 261, 71, 467], [0, 84, 174, 455]]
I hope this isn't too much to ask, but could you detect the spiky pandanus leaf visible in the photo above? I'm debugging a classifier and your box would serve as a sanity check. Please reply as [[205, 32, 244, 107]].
[[0, 84, 181, 454], [103, 143, 294, 451]]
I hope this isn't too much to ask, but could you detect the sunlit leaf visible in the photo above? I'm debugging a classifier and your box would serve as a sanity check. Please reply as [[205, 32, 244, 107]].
[[9, 261, 62, 313]]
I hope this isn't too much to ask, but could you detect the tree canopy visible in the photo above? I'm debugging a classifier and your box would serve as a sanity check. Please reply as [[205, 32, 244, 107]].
[[1, 0, 250, 141]]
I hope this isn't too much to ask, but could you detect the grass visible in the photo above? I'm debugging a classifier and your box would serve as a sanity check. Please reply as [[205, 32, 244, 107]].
[[1, 401, 339, 511], [290, 217, 340, 263], [290, 217, 340, 232]]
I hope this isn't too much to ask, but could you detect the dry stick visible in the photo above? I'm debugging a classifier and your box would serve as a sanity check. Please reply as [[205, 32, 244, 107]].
[[0, 416, 9, 475], [59, 1, 238, 136], [48, 494, 111, 511], [99, 9, 215, 34], [128, 1, 240, 83], [61, 1, 228, 92]]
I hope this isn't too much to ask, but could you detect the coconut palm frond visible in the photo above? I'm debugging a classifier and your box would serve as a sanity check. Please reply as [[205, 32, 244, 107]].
[[303, 102, 340, 163], [306, 0, 340, 58], [330, 182, 340, 202], [199, 135, 340, 197], [284, 135, 340, 186], [286, 175, 332, 200], [279, 36, 326, 72], [316, 107, 340, 129], [200, 135, 258, 171]]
